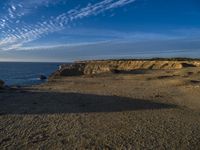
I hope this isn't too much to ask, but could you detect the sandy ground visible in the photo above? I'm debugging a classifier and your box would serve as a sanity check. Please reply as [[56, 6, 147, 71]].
[[1, 67, 200, 149]]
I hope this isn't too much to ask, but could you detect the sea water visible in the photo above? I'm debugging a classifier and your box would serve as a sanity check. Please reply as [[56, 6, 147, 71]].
[[0, 62, 62, 86]]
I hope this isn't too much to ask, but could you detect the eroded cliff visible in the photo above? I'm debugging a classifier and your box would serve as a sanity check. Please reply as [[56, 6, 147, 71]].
[[49, 60, 200, 79]]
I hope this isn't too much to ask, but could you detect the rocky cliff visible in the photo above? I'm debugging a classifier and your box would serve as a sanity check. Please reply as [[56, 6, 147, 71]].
[[49, 59, 200, 79]]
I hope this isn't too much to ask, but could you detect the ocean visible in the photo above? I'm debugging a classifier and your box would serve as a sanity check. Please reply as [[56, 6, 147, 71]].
[[0, 62, 62, 86]]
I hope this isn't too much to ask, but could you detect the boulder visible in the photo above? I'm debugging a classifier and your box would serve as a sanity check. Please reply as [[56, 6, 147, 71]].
[[0, 80, 5, 89], [40, 75, 47, 80]]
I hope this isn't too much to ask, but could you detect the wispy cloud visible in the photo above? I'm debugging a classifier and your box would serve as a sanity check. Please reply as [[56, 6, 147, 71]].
[[0, 0, 58, 28], [11, 30, 185, 52], [0, 0, 136, 51], [15, 41, 112, 51]]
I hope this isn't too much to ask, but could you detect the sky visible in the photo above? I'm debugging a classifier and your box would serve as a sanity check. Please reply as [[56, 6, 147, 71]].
[[0, 0, 200, 62]]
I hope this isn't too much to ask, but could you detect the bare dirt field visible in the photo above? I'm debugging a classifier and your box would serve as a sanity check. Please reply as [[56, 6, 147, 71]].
[[1, 67, 200, 149]]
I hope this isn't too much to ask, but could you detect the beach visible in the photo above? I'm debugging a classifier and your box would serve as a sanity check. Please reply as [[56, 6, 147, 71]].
[[1, 60, 200, 149]]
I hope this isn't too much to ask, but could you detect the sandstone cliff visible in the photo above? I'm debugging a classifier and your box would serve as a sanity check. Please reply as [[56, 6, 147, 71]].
[[49, 59, 200, 79]]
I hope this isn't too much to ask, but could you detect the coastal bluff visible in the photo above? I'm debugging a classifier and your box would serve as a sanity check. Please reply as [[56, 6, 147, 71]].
[[49, 59, 200, 79]]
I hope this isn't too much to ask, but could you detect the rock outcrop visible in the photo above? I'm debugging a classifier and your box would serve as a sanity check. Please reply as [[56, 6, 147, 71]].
[[49, 60, 200, 79], [0, 80, 5, 89]]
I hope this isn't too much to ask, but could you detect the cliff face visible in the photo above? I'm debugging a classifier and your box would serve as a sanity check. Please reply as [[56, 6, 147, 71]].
[[49, 60, 200, 79]]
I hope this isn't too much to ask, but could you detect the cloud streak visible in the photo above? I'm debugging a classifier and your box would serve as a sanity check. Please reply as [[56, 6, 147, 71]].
[[0, 0, 136, 51], [0, 0, 58, 29]]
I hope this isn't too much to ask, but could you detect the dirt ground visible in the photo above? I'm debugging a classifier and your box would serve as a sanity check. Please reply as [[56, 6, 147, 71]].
[[0, 68, 200, 149]]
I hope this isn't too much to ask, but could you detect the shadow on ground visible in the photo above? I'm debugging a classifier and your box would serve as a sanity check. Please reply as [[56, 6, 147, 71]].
[[0, 91, 176, 115]]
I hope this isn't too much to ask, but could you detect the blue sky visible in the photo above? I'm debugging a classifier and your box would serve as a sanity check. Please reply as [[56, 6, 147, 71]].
[[0, 0, 200, 62]]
